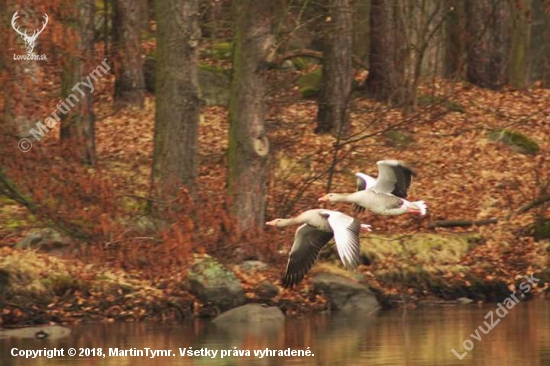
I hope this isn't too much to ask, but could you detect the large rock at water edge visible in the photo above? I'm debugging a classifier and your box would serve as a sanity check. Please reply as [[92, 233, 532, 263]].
[[15, 228, 71, 255], [312, 273, 380, 313], [239, 260, 268, 271], [187, 255, 245, 311], [255, 280, 279, 299], [213, 304, 285, 326], [0, 325, 71, 340]]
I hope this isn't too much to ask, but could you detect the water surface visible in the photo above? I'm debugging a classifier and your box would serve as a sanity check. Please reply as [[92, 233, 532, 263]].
[[1, 300, 549, 365]]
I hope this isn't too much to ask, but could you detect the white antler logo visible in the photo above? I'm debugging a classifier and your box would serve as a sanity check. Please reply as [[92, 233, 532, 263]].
[[12, 11, 49, 55]]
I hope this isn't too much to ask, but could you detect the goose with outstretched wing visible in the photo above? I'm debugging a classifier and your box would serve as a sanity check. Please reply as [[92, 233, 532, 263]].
[[354, 160, 415, 212], [266, 209, 371, 288], [320, 160, 427, 216]]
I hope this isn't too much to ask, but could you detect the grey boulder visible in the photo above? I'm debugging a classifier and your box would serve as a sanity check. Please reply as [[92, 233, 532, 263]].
[[312, 273, 380, 313], [213, 304, 285, 326], [187, 255, 246, 312]]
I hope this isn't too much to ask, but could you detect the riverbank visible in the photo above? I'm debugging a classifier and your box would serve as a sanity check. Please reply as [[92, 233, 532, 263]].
[[1, 79, 549, 326], [1, 231, 548, 327]]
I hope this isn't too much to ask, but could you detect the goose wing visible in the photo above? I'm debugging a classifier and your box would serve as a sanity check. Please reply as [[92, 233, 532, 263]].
[[282, 224, 333, 288], [322, 211, 361, 268], [356, 172, 377, 192], [371, 160, 415, 198], [355, 173, 377, 213]]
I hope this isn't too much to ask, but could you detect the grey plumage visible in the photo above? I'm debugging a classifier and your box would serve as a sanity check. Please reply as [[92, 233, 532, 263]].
[[369, 160, 415, 198], [282, 224, 333, 288], [267, 209, 365, 288], [320, 160, 427, 216], [354, 161, 414, 213]]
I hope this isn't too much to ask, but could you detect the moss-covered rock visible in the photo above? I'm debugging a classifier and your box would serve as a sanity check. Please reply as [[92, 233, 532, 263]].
[[203, 42, 233, 60], [91, 270, 147, 295], [320, 234, 479, 297], [15, 228, 71, 254], [0, 197, 35, 232], [311, 262, 367, 282], [418, 94, 465, 113], [187, 254, 246, 312], [297, 69, 322, 98], [292, 57, 318, 70], [255, 280, 279, 299], [198, 64, 230, 106], [239, 260, 268, 271], [0, 250, 163, 308], [213, 304, 284, 326], [353, 233, 522, 302], [0, 251, 68, 305], [312, 273, 380, 313], [487, 129, 540, 155], [383, 129, 415, 148], [456, 297, 474, 305], [534, 218, 550, 241], [360, 233, 478, 264]]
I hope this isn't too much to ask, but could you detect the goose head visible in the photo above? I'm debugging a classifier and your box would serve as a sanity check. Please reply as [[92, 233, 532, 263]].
[[266, 219, 284, 227], [318, 193, 343, 202]]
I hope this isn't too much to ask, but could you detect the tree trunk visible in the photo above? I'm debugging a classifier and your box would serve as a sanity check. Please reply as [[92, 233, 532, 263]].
[[200, 0, 223, 38], [465, 0, 512, 89], [444, 0, 466, 78], [418, 1, 446, 80], [316, 0, 353, 136], [152, 0, 200, 200], [532, 0, 550, 87], [544, 0, 550, 87], [60, 0, 96, 164], [113, 0, 146, 107], [353, 0, 370, 63], [365, 0, 404, 105], [396, 1, 447, 111], [227, 0, 274, 233], [509, 0, 532, 88]]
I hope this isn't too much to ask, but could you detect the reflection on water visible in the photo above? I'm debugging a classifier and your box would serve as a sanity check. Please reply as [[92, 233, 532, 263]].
[[1, 301, 549, 365]]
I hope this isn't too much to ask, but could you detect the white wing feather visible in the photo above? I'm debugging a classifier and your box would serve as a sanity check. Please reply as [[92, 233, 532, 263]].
[[355, 172, 377, 190], [321, 210, 361, 268]]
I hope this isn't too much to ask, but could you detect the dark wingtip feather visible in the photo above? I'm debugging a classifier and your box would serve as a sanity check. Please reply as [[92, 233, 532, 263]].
[[282, 273, 300, 289], [281, 276, 292, 289], [403, 165, 416, 176]]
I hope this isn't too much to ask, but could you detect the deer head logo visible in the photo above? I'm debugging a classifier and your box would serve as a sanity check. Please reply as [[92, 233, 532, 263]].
[[11, 11, 49, 55]]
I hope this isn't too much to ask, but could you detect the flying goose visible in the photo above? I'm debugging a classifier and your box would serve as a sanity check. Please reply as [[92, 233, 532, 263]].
[[354, 160, 414, 211], [319, 160, 427, 216], [266, 209, 371, 288]]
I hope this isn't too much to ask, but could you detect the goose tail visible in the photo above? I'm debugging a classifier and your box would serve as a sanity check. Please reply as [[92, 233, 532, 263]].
[[404, 200, 427, 216], [360, 224, 372, 232]]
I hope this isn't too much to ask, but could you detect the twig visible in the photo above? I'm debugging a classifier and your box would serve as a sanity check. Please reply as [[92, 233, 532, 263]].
[[515, 195, 550, 215], [427, 219, 498, 229]]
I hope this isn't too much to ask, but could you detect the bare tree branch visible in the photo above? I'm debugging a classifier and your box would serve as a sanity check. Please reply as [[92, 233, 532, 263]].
[[427, 219, 498, 229]]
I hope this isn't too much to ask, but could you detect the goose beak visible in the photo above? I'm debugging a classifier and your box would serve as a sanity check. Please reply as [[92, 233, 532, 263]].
[[266, 220, 276, 226], [318, 195, 328, 202]]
